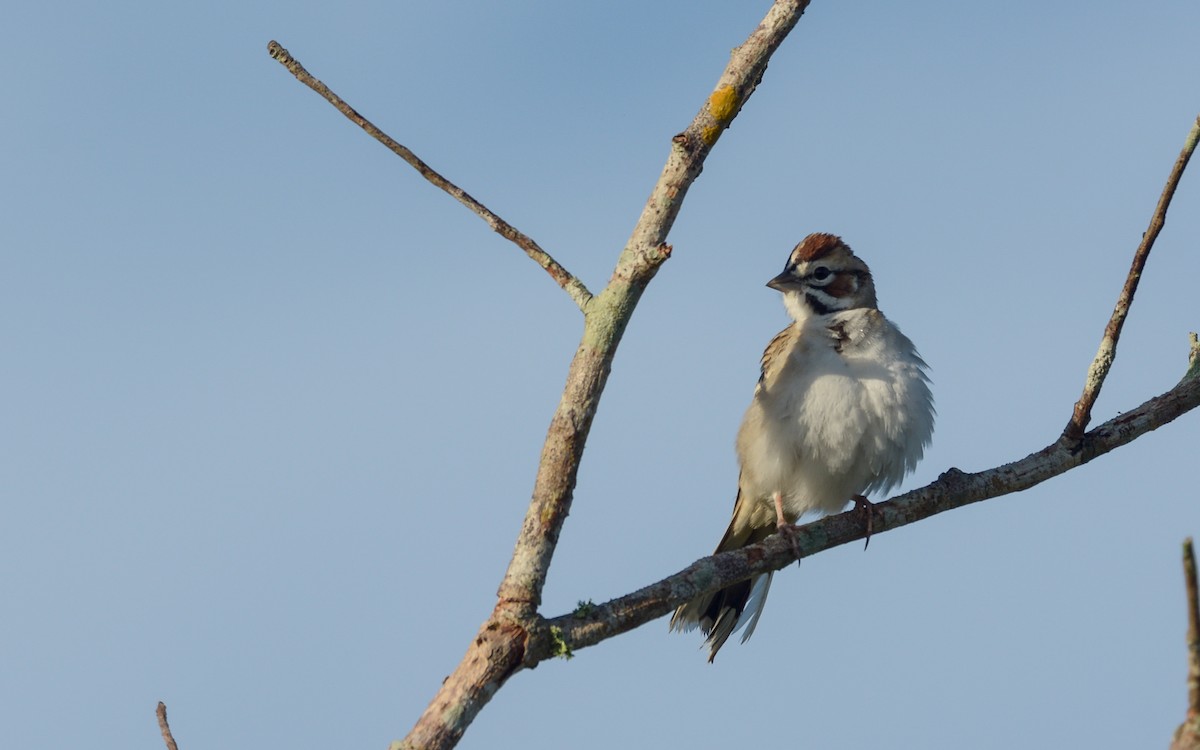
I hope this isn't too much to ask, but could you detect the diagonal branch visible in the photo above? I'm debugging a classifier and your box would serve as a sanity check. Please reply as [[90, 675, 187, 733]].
[[394, 3, 812, 749], [545, 359, 1200, 655], [266, 41, 592, 311], [1065, 114, 1200, 441], [495, 0, 812, 611]]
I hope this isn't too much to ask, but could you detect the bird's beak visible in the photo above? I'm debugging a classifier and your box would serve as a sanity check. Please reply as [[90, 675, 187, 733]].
[[767, 271, 802, 292]]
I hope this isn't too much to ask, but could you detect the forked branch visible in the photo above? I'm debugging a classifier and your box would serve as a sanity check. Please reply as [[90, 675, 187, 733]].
[[389, 3, 813, 749], [547, 360, 1200, 653], [1066, 115, 1200, 441], [559, 112, 1199, 653], [494, 0, 812, 612], [259, 6, 1195, 749]]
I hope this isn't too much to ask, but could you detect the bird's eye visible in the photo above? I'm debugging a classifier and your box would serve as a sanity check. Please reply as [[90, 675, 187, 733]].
[[811, 266, 832, 281]]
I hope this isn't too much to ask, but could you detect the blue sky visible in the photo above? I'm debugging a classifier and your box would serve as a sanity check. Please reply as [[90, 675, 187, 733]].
[[4, 2, 1199, 748]]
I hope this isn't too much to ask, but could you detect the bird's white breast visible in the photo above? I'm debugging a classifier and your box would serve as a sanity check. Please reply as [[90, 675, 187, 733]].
[[736, 309, 933, 519]]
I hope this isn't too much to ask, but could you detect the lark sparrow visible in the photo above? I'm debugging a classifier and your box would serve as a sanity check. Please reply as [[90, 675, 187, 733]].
[[670, 233, 934, 661]]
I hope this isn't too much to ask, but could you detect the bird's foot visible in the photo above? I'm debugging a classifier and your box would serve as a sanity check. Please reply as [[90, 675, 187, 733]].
[[775, 520, 803, 565], [852, 494, 876, 550], [772, 491, 802, 566]]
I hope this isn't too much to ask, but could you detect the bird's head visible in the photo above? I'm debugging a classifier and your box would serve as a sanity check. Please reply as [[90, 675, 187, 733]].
[[767, 233, 877, 320]]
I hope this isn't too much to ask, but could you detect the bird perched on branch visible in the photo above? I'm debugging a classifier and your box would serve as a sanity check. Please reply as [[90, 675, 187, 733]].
[[670, 233, 934, 661]]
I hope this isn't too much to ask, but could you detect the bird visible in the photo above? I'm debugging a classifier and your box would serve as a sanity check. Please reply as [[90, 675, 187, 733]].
[[669, 232, 934, 661]]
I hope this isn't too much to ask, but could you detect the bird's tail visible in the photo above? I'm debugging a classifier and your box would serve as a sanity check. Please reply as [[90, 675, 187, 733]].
[[669, 489, 775, 661]]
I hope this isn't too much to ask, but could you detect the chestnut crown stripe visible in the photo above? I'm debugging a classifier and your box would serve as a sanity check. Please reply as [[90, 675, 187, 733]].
[[790, 232, 847, 262]]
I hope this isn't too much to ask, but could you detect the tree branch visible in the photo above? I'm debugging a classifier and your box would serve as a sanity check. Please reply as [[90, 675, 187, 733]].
[[1065, 114, 1200, 441], [259, 6, 1196, 748], [542, 358, 1200, 654], [1186, 539, 1200, 717], [495, 0, 811, 612], [1172, 538, 1200, 750], [156, 702, 179, 750], [1185, 333, 1200, 382], [265, 40, 592, 310], [394, 3, 812, 749]]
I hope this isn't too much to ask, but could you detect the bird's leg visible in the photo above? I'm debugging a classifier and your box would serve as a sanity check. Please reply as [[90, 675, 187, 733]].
[[852, 494, 876, 550], [773, 491, 802, 565]]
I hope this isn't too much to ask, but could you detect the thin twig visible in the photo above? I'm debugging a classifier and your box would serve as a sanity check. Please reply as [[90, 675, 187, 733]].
[[156, 702, 179, 750], [1184, 539, 1200, 720], [1066, 114, 1200, 441], [265, 41, 592, 311], [1173, 538, 1200, 750]]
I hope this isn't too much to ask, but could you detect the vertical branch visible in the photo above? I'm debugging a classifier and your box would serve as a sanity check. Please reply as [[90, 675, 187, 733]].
[[1183, 539, 1200, 717], [1172, 537, 1200, 750], [1065, 115, 1200, 441], [156, 702, 180, 750]]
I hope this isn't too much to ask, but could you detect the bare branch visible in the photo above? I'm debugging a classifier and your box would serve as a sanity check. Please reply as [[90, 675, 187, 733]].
[[265, 41, 592, 311], [613, 2, 810, 278], [1066, 114, 1200, 441], [264, 7, 1192, 749], [1186, 539, 1200, 718], [156, 702, 179, 750], [547, 360, 1200, 655], [495, 0, 812, 611], [1172, 538, 1200, 750], [396, 3, 812, 748]]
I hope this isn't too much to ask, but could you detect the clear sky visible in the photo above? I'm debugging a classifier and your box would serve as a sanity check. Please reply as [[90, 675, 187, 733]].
[[4, 2, 1199, 748]]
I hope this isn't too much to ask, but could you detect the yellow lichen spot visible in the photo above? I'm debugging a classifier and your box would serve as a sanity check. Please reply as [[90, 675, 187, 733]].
[[708, 85, 739, 122], [702, 85, 739, 146]]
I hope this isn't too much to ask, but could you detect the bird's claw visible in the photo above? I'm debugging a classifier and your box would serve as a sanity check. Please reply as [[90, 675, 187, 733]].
[[852, 494, 875, 550], [776, 521, 803, 566]]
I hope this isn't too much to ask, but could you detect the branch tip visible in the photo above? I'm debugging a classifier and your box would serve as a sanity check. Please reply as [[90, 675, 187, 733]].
[[1184, 538, 1200, 714], [1175, 537, 1200, 749], [156, 702, 179, 750], [1186, 332, 1200, 381]]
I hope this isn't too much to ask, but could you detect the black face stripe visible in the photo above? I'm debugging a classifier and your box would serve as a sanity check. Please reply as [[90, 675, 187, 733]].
[[804, 292, 832, 315], [808, 268, 867, 281], [796, 267, 867, 282]]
